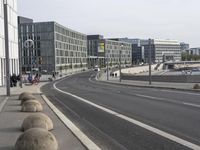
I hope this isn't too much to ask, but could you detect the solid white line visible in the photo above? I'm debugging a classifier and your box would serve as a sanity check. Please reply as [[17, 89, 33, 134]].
[[161, 89, 200, 96], [53, 80, 200, 150], [183, 102, 200, 108], [42, 94, 101, 150], [0, 97, 8, 112]]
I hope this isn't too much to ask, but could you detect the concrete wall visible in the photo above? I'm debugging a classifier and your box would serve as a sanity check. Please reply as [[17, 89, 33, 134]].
[[122, 74, 200, 83]]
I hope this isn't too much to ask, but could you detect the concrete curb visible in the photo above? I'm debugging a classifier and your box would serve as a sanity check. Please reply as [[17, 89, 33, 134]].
[[0, 97, 8, 112], [97, 78, 200, 93], [41, 94, 101, 150]]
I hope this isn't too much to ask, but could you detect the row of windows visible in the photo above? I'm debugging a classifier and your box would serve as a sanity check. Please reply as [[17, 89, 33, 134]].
[[107, 53, 131, 58], [22, 56, 54, 65], [55, 24, 86, 40], [56, 57, 87, 64], [20, 35, 41, 41], [106, 45, 131, 51], [56, 50, 87, 57], [55, 33, 86, 46], [55, 41, 86, 52], [106, 49, 131, 55], [106, 41, 131, 47], [20, 23, 54, 33]]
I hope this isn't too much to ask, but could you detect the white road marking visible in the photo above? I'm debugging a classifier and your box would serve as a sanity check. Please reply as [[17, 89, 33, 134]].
[[53, 79, 200, 150], [0, 97, 8, 112], [42, 94, 101, 150], [161, 89, 200, 96], [183, 102, 200, 108], [135, 94, 167, 101]]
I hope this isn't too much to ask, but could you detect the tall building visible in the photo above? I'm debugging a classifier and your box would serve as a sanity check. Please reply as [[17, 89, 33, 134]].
[[87, 35, 132, 68], [115, 38, 181, 64], [111, 38, 149, 64], [87, 35, 104, 68], [180, 42, 189, 52], [18, 17, 87, 74], [152, 39, 181, 63], [0, 0, 19, 86]]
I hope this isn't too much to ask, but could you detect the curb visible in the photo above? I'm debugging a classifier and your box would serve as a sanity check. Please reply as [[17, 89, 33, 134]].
[[0, 97, 8, 112], [97, 78, 200, 93], [41, 94, 101, 150]]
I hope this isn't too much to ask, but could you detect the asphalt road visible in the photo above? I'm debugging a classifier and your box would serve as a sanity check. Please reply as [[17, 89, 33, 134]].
[[41, 71, 200, 150]]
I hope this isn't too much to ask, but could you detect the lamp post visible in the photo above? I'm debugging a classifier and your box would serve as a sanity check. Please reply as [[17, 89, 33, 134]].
[[148, 39, 152, 85], [4, 0, 10, 96], [119, 43, 124, 82], [18, 38, 23, 88], [106, 53, 109, 81], [24, 39, 34, 77]]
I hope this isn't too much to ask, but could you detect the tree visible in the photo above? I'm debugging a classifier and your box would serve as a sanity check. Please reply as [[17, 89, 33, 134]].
[[59, 66, 63, 74]]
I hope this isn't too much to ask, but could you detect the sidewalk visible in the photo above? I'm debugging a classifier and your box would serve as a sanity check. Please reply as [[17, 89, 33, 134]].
[[0, 83, 86, 150], [98, 72, 199, 91]]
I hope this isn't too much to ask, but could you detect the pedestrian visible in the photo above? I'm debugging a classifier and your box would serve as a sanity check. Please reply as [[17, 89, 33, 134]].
[[115, 73, 117, 77], [52, 73, 56, 79], [11, 74, 18, 87], [27, 74, 32, 83], [10, 75, 13, 87]]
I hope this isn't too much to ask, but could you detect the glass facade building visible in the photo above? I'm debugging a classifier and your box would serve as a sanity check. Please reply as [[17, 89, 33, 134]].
[[116, 38, 181, 64], [87, 35, 132, 68], [0, 0, 19, 86], [18, 19, 87, 74]]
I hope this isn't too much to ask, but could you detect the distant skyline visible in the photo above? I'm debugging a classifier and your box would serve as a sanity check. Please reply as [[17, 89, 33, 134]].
[[18, 0, 200, 47]]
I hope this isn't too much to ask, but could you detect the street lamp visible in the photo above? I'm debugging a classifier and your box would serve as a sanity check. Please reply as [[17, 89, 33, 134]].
[[4, 0, 10, 96], [106, 52, 109, 81], [119, 43, 124, 82], [148, 39, 152, 85], [24, 39, 34, 77]]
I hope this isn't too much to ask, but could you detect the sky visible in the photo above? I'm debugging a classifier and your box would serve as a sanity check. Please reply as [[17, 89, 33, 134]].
[[18, 0, 200, 47]]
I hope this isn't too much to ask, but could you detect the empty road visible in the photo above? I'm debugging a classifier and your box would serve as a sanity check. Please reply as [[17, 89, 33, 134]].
[[41, 71, 200, 150]]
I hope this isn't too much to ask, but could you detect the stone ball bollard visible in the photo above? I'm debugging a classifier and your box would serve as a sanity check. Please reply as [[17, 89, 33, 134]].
[[19, 92, 33, 100], [21, 100, 43, 112], [15, 128, 58, 150], [22, 113, 53, 131], [20, 95, 36, 105]]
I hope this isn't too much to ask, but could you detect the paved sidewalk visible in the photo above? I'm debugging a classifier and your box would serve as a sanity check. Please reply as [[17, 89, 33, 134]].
[[98, 72, 199, 90], [0, 83, 86, 150]]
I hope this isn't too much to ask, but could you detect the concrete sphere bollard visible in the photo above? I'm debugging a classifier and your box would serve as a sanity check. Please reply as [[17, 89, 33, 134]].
[[19, 92, 33, 100], [21, 100, 43, 112], [21, 95, 36, 105], [15, 128, 58, 150], [22, 113, 53, 131]]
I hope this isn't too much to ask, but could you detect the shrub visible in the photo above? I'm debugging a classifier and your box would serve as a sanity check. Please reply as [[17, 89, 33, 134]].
[[193, 84, 200, 89]]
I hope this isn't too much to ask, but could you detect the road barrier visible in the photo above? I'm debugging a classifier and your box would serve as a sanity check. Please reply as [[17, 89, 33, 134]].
[[15, 92, 58, 150], [122, 74, 200, 83], [21, 113, 54, 131]]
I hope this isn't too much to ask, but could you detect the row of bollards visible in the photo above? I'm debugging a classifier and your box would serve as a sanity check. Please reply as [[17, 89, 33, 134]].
[[14, 92, 58, 150]]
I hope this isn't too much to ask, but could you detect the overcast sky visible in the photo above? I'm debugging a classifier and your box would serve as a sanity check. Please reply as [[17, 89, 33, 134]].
[[18, 0, 200, 47]]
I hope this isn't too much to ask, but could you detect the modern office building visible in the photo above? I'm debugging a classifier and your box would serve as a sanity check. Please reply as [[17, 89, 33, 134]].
[[111, 38, 149, 64], [152, 39, 181, 63], [87, 35, 104, 68], [87, 35, 132, 68], [115, 38, 181, 63], [180, 42, 189, 52], [0, 0, 19, 86], [18, 17, 87, 75], [187, 48, 200, 55]]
